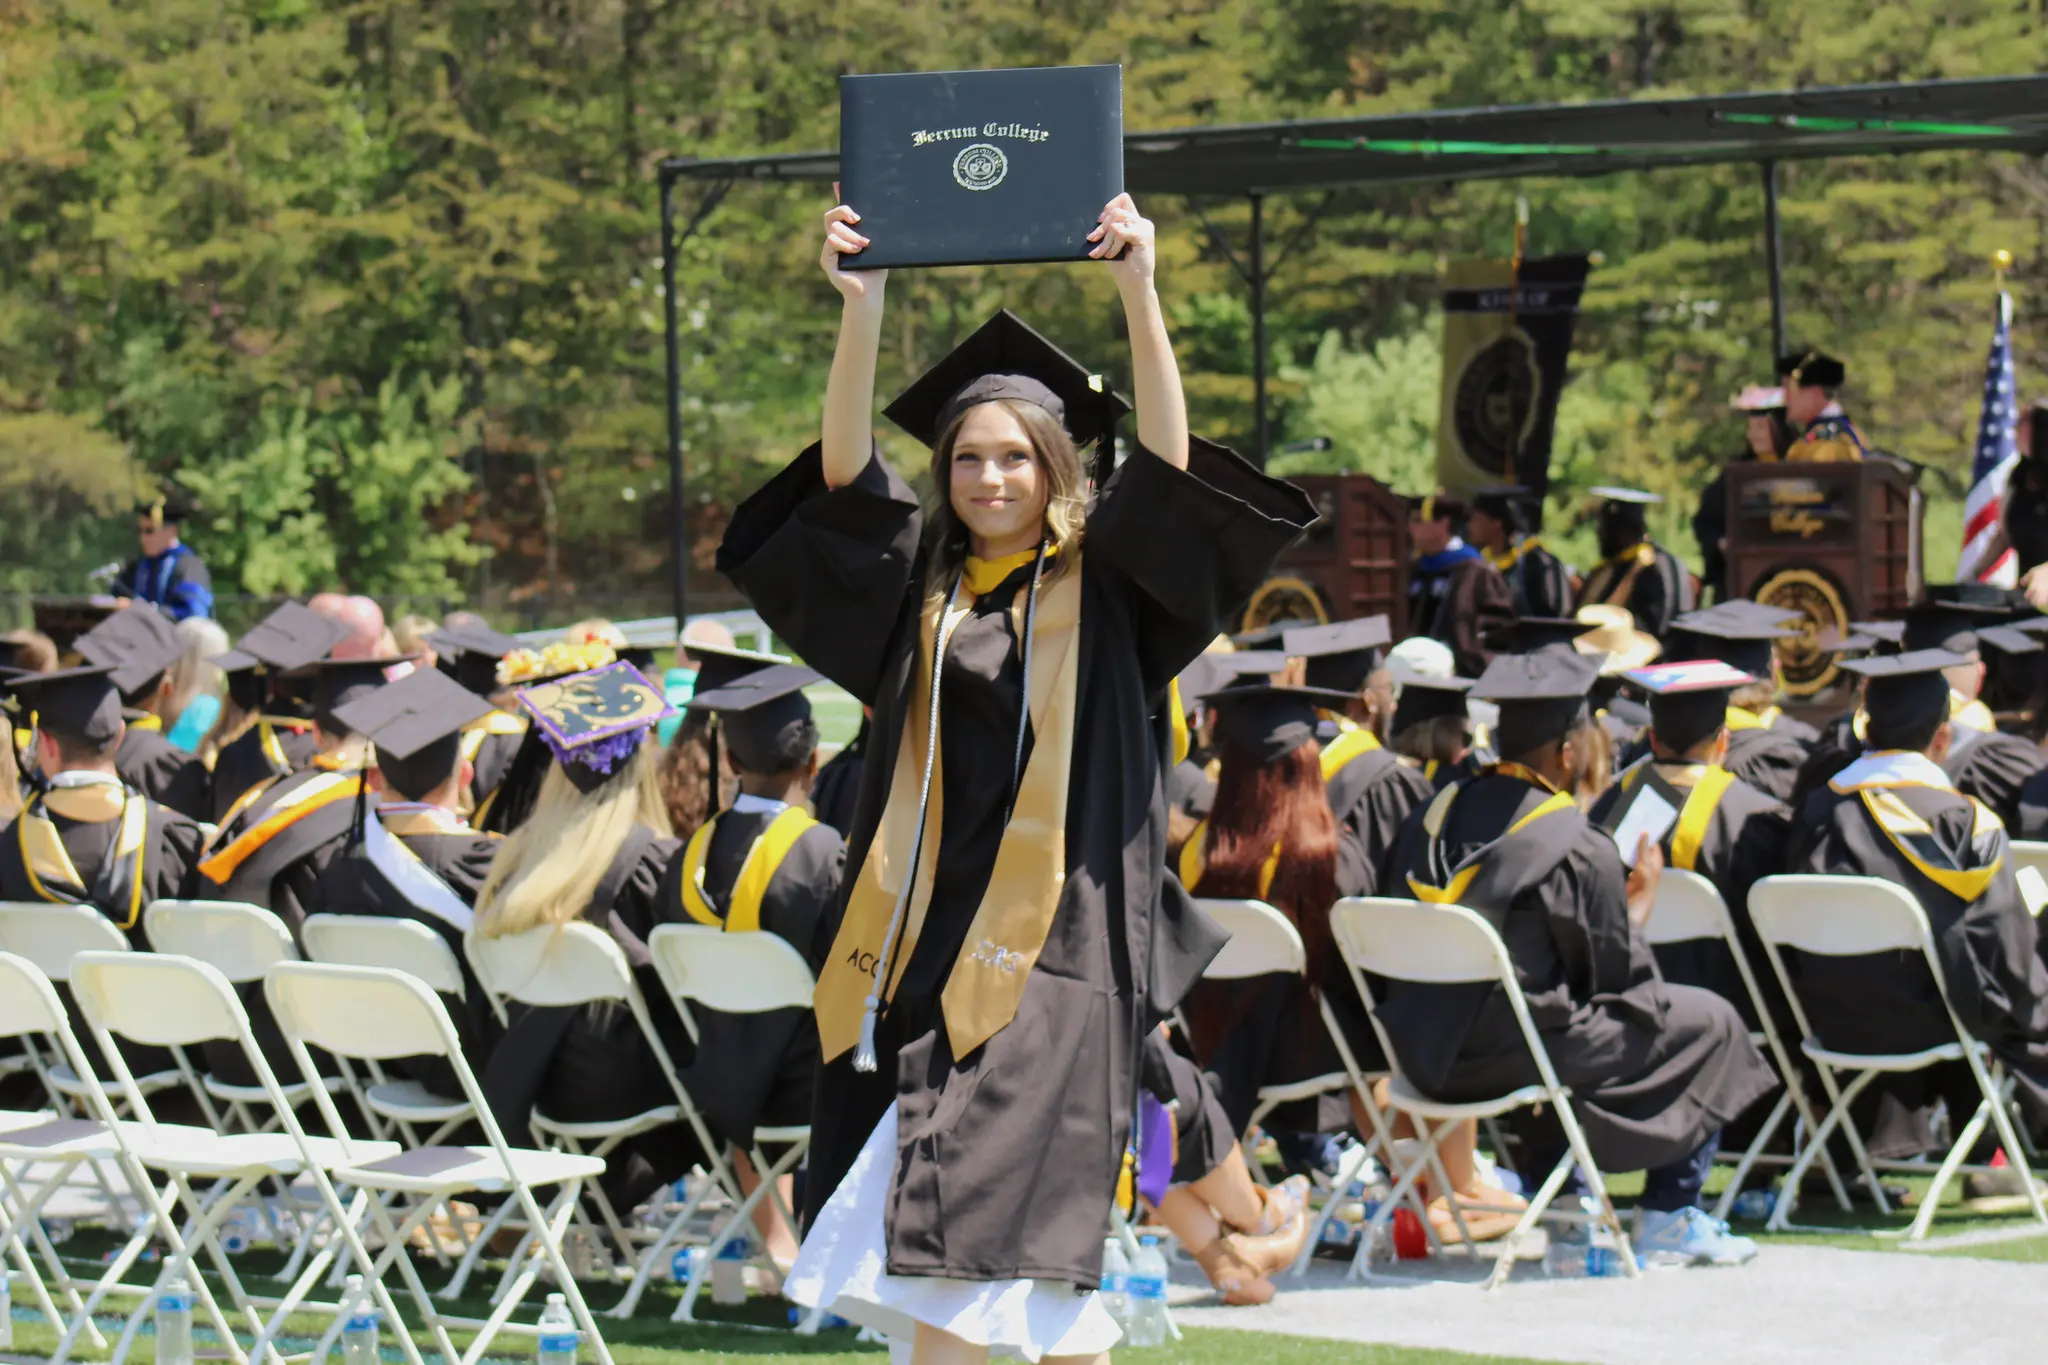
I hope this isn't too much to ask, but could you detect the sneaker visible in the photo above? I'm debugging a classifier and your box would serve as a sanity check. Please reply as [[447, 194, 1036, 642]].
[[1631, 1206, 1758, 1268]]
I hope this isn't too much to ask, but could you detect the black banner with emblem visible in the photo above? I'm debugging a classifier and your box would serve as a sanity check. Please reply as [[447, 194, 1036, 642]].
[[1435, 255, 1591, 518]]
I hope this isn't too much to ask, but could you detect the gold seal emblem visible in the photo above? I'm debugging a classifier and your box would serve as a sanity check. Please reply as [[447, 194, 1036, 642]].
[[1752, 566, 1850, 697], [1242, 576, 1329, 634], [952, 143, 1009, 191]]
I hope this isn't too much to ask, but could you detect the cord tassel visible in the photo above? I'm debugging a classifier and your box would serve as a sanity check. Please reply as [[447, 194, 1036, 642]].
[[853, 999, 881, 1073]]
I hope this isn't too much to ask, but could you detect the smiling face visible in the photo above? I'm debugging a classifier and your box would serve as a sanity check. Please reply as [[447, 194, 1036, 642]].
[[947, 401, 1052, 558]]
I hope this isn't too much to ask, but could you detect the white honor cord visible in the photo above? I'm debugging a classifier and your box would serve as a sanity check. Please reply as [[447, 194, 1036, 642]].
[[852, 542, 1047, 1073]]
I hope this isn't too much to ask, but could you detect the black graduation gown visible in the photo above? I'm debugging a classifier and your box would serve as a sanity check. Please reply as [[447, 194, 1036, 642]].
[[1494, 541, 1575, 620], [1167, 757, 1217, 822], [2016, 765, 2048, 842], [1382, 772, 1777, 1172], [115, 722, 211, 820], [1407, 555, 1514, 678], [1693, 460, 1741, 601], [1721, 722, 1811, 805], [466, 719, 526, 809], [1789, 775, 2048, 1141], [810, 722, 867, 838], [394, 815, 504, 1083], [1943, 725, 2043, 832], [657, 807, 845, 1149], [1578, 542, 1694, 642], [718, 439, 1311, 1287], [210, 719, 319, 824], [1329, 745, 1435, 913]]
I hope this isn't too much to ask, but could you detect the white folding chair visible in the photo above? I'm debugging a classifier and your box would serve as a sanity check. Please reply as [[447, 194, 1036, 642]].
[[1644, 868, 1849, 1218], [1749, 874, 2048, 1240], [1329, 897, 1642, 1289], [266, 960, 615, 1365], [67, 951, 407, 1365], [141, 899, 345, 1132], [465, 921, 736, 1285], [637, 923, 814, 1324]]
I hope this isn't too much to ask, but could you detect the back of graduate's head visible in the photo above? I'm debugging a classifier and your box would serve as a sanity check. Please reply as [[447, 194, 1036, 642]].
[[374, 734, 467, 804], [1846, 650, 1964, 758], [1647, 691, 1731, 764], [1473, 652, 1603, 786], [723, 705, 820, 784], [13, 668, 126, 774]]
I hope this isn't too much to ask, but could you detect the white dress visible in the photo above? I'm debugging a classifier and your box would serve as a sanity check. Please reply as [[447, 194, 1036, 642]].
[[785, 1103, 1123, 1362]]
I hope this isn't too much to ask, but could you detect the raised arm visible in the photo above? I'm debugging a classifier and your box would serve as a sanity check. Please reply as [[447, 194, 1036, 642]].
[[820, 195, 887, 490], [1092, 193, 1188, 470]]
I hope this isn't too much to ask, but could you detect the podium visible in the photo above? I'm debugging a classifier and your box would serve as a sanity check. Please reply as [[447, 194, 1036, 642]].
[[1724, 460, 1921, 698], [1243, 473, 1411, 637]]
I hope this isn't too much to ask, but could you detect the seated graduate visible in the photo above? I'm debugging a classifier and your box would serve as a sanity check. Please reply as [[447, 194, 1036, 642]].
[[474, 660, 686, 1214], [658, 662, 846, 1270], [1282, 617, 1437, 898], [1589, 660, 1793, 1025], [72, 604, 211, 819], [0, 665, 206, 938], [424, 618, 530, 815], [1384, 650, 1777, 1267], [471, 637, 620, 834], [1165, 652, 1228, 835], [207, 603, 348, 823], [1788, 649, 2048, 1157], [1660, 603, 1814, 804], [1388, 674, 1480, 792]]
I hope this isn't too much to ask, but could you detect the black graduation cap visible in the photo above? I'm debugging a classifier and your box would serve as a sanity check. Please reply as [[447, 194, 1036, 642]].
[[1665, 608, 1796, 677], [1201, 684, 1356, 764], [1513, 617, 1589, 655], [1406, 489, 1468, 524], [1391, 676, 1474, 735], [429, 620, 523, 697], [135, 490, 197, 527], [1210, 651, 1288, 687], [1175, 655, 1230, 718], [301, 657, 411, 732], [1847, 619, 1907, 653], [1901, 599, 2008, 655], [5, 664, 124, 747], [333, 666, 493, 800], [689, 642, 789, 696], [1285, 617, 1391, 695], [226, 603, 352, 675], [1778, 350, 1846, 389], [1472, 651, 1603, 755], [1979, 625, 2043, 659], [1228, 621, 1291, 650], [74, 605, 184, 701], [1625, 660, 1758, 754], [882, 310, 1131, 459], [1840, 649, 1968, 736], [1470, 484, 1535, 531], [686, 662, 823, 774]]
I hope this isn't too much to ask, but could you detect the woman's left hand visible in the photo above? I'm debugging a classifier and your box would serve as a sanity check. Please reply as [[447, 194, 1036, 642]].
[[1088, 193, 1155, 290]]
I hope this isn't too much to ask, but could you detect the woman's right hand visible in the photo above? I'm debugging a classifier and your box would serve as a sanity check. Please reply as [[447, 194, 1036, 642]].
[[822, 194, 885, 303]]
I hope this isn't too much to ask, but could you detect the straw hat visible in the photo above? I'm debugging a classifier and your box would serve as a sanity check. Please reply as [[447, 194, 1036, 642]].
[[1572, 605, 1661, 674]]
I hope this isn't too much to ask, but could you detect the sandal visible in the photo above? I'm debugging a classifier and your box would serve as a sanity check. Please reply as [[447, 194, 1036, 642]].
[[1224, 1175, 1311, 1277], [1190, 1238, 1275, 1306]]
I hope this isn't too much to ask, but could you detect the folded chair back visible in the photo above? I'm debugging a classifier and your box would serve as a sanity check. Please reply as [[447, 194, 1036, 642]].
[[466, 920, 634, 1007], [143, 898, 299, 982], [1643, 868, 1730, 947], [302, 913, 468, 998], [71, 950, 245, 1051], [1195, 898, 1307, 979], [0, 902, 131, 980], [1749, 874, 1929, 959], [265, 959, 460, 1064], [0, 949, 73, 1041], [647, 923, 814, 1018]]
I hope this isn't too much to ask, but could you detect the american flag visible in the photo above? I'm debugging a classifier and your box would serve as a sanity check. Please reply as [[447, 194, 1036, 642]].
[[1959, 291, 2019, 586]]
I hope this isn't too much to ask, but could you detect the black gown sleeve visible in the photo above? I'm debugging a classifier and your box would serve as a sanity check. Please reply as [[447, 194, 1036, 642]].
[[716, 444, 923, 704], [1953, 731, 2045, 832], [1084, 440, 1316, 691], [2018, 767, 2048, 842]]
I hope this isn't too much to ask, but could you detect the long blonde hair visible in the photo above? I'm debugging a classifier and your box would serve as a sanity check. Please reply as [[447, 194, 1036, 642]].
[[473, 740, 673, 938], [922, 399, 1087, 604]]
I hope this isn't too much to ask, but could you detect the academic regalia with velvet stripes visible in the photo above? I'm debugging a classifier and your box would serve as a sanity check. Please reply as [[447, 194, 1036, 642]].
[[209, 717, 319, 823], [1577, 541, 1694, 643], [1420, 750, 1491, 793], [719, 440, 1310, 1288], [1383, 769, 1777, 1172], [1788, 751, 2048, 1138], [114, 718, 211, 820], [656, 799, 845, 1149], [0, 778, 205, 943], [1941, 723, 2044, 833], [1587, 759, 1792, 1030]]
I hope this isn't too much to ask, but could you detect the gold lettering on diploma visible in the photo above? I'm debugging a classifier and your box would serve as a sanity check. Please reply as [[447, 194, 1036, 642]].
[[910, 121, 1052, 147]]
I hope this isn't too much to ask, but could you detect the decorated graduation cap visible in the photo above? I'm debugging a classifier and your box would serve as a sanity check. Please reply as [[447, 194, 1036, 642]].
[[332, 666, 493, 800], [74, 604, 184, 702], [1200, 684, 1355, 764], [686, 662, 824, 775], [430, 620, 523, 697], [1513, 616, 1591, 655], [1285, 616, 1391, 695], [515, 660, 677, 794], [4, 664, 124, 747], [883, 310, 1131, 474], [1666, 607, 1796, 677], [1471, 651, 1604, 757], [1840, 649, 1969, 738], [1390, 675, 1474, 736], [1778, 349, 1846, 390], [1627, 660, 1758, 754], [300, 657, 410, 733]]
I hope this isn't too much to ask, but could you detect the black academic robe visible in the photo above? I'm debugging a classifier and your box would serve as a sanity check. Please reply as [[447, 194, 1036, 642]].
[[1491, 540, 1574, 621], [657, 806, 845, 1149], [209, 718, 319, 824], [809, 722, 867, 839], [1942, 725, 2043, 833], [2007, 455, 2048, 578], [2017, 765, 2048, 842], [1721, 719, 1812, 805], [719, 439, 1310, 1288], [1790, 771, 2048, 1144], [0, 782, 205, 943], [115, 722, 210, 820], [1329, 743, 1435, 908], [1406, 552, 1514, 678], [1578, 542, 1694, 642], [465, 717, 526, 809], [1167, 757, 1217, 822], [1382, 772, 1777, 1172], [1420, 751, 1491, 793], [1587, 760, 1792, 1030]]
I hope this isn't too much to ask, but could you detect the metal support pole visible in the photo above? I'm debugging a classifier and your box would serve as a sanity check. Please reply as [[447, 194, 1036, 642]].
[[660, 169, 688, 629], [1762, 160, 1787, 360], [1249, 192, 1267, 466]]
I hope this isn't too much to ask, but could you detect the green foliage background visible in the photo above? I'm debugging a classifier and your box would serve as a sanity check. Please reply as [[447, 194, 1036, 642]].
[[1, 0, 2041, 622]]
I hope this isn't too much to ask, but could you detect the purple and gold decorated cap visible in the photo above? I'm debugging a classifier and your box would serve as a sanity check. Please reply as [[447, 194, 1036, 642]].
[[514, 660, 676, 778]]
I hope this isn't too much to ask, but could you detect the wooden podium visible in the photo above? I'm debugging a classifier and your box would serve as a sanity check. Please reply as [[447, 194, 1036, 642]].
[[1724, 460, 1921, 697], [1243, 472, 1411, 637]]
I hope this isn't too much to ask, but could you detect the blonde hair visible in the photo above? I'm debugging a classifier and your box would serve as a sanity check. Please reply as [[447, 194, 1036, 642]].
[[392, 613, 440, 659], [923, 399, 1087, 604], [473, 741, 673, 938]]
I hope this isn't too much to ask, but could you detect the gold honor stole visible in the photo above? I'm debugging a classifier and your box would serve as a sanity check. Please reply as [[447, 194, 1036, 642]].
[[198, 770, 365, 884], [1483, 536, 1547, 573], [1617, 761, 1737, 872], [1722, 706, 1782, 732], [814, 557, 1083, 1064], [678, 805, 817, 933], [460, 709, 529, 764], [1592, 543, 1657, 607], [1405, 773, 1578, 906], [1856, 785, 2002, 902], [17, 785, 150, 927], [129, 714, 164, 733]]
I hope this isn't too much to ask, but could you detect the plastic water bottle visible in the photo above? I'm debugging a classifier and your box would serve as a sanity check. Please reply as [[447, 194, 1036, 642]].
[[1124, 1235, 1168, 1347], [1731, 1188, 1776, 1222], [711, 1237, 748, 1305], [339, 1274, 379, 1365], [155, 1273, 196, 1365], [536, 1293, 578, 1365], [1543, 1222, 1631, 1278], [1098, 1236, 1130, 1327]]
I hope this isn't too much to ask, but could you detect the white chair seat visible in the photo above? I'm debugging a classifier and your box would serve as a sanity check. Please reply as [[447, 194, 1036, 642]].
[[124, 1127, 397, 1179], [530, 1104, 680, 1142], [1256, 1072, 1349, 1106], [1801, 1039, 1973, 1073], [46, 1061, 183, 1097], [333, 1143, 606, 1196], [0, 1108, 56, 1133], [0, 1116, 125, 1160], [365, 1078, 472, 1123], [1384, 1075, 1555, 1121], [752, 1124, 810, 1145], [203, 1072, 344, 1104], [0, 1053, 33, 1076]]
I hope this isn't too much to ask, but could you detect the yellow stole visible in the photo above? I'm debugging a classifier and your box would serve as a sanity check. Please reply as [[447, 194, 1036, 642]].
[[677, 805, 816, 933], [1591, 543, 1657, 606], [1723, 705, 1782, 732], [1318, 724, 1381, 782], [814, 553, 1084, 1063], [1168, 678, 1191, 767], [129, 714, 164, 734], [198, 770, 365, 883], [1857, 786, 2002, 902], [1483, 536, 1546, 573], [1406, 770, 1577, 905], [460, 708, 529, 765], [17, 785, 150, 928]]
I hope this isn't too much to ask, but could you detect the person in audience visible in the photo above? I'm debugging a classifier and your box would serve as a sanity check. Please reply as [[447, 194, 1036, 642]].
[[428, 618, 530, 814], [72, 605, 211, 818], [0, 629, 58, 677], [207, 603, 348, 822], [163, 616, 229, 755], [474, 661, 684, 1215], [391, 613, 440, 661], [652, 642, 783, 843], [1904, 599, 2046, 831], [1778, 350, 1868, 461], [0, 696, 21, 825], [1660, 604, 1814, 803], [1385, 651, 1776, 1266], [659, 663, 847, 1273], [1576, 487, 1695, 642], [1788, 649, 2048, 1161], [309, 592, 391, 661], [114, 494, 213, 622], [474, 637, 619, 834], [1469, 485, 1574, 620], [1388, 674, 1481, 790], [1405, 491, 1514, 677]]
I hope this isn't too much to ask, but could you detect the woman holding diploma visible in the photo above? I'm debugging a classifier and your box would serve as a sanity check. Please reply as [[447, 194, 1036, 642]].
[[721, 194, 1312, 1362]]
